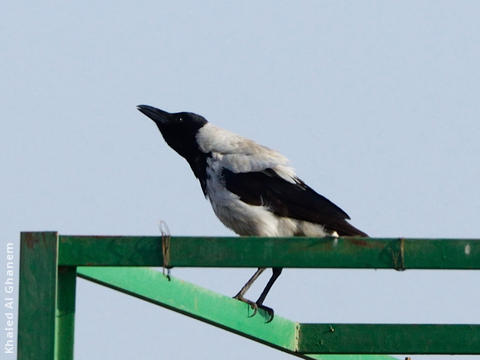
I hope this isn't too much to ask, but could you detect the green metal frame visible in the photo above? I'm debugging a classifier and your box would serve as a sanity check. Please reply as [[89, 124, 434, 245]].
[[17, 232, 480, 359]]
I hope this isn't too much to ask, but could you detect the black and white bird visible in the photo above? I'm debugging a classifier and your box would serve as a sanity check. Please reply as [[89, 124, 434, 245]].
[[137, 104, 367, 318]]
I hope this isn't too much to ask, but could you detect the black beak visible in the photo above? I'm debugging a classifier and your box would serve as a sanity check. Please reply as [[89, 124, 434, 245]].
[[137, 105, 171, 125]]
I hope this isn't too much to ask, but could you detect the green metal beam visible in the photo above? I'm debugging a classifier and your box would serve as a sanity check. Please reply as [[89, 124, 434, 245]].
[[59, 236, 163, 266], [298, 323, 480, 354], [77, 266, 397, 360], [18, 232, 76, 360], [55, 266, 77, 360], [60, 235, 480, 269], [18, 232, 480, 359], [18, 232, 58, 360]]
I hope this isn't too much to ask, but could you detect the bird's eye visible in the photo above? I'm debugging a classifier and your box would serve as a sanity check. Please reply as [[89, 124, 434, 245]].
[[178, 117, 183, 122]]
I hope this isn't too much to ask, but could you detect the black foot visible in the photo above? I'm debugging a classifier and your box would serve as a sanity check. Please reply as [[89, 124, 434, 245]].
[[233, 295, 259, 317], [234, 295, 275, 322], [257, 304, 275, 323]]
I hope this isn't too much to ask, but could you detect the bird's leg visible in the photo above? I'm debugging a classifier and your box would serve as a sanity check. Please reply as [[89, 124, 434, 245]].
[[255, 267, 283, 322], [234, 267, 265, 299], [234, 267, 266, 315], [256, 267, 283, 306]]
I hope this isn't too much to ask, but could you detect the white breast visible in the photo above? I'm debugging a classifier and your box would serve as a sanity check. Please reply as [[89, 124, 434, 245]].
[[205, 156, 329, 237]]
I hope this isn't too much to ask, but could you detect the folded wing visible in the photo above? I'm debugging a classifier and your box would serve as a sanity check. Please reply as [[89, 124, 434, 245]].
[[222, 168, 367, 237]]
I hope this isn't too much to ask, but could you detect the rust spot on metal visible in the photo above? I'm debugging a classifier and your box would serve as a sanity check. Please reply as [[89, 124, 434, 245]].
[[64, 235, 130, 240], [23, 232, 39, 249], [349, 237, 385, 248], [58, 266, 74, 273], [160, 221, 171, 279], [350, 238, 369, 247], [393, 238, 406, 271], [348, 237, 390, 249], [400, 237, 405, 270], [89, 235, 128, 239]]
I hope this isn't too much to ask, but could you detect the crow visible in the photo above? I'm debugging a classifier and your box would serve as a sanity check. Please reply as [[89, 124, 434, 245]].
[[137, 105, 367, 319]]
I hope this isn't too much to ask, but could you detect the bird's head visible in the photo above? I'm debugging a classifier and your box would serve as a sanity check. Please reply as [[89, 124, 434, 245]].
[[137, 105, 208, 160]]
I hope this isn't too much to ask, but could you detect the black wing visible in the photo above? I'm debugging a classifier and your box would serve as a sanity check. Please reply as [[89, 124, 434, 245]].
[[222, 168, 367, 236]]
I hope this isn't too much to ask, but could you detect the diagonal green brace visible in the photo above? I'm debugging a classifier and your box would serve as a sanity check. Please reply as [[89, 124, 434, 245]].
[[77, 267, 298, 355], [77, 267, 397, 360]]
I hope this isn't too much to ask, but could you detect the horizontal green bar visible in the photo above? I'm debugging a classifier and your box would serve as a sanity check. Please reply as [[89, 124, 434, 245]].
[[60, 236, 480, 269], [298, 323, 480, 354], [77, 267, 396, 360], [59, 236, 163, 266]]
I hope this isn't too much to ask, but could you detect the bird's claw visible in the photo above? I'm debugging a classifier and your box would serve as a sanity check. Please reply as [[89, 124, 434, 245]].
[[234, 295, 275, 322], [257, 304, 275, 323], [233, 294, 258, 316]]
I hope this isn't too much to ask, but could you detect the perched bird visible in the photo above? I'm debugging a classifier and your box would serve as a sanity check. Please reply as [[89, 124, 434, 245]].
[[137, 104, 367, 319]]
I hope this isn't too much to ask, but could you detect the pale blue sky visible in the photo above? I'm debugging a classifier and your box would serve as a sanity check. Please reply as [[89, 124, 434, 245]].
[[2, 1, 480, 359]]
